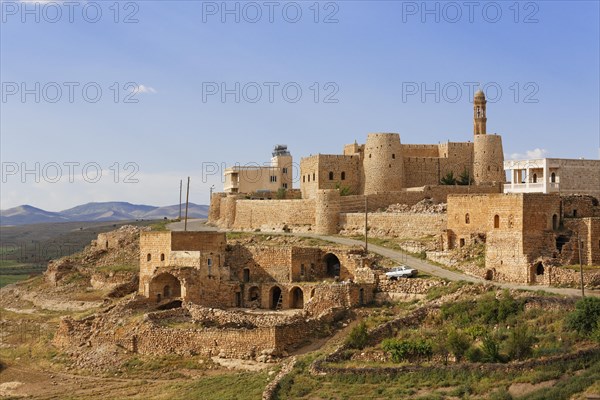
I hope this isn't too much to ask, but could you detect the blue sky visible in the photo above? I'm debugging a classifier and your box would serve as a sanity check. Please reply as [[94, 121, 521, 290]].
[[1, 0, 599, 210]]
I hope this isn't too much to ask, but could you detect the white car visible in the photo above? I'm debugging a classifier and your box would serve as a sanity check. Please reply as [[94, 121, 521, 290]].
[[385, 265, 418, 279]]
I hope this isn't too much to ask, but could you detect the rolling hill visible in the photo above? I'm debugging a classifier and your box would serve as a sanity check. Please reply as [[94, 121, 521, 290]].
[[0, 202, 208, 226]]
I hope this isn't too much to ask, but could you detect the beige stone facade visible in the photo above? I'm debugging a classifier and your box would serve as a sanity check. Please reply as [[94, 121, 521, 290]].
[[299, 92, 505, 199], [139, 231, 375, 310], [445, 193, 600, 284], [224, 145, 293, 194]]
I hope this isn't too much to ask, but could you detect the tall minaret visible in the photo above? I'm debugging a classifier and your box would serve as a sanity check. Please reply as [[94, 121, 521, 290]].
[[473, 89, 487, 135]]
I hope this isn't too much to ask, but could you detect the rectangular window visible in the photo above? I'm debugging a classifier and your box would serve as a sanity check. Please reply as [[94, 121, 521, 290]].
[[300, 264, 305, 276], [207, 258, 212, 267], [282, 168, 288, 174], [283, 183, 288, 188], [270, 176, 277, 183]]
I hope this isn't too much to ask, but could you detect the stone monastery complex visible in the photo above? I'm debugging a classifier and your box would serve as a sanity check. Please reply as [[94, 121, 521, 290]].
[[54, 91, 600, 363], [208, 90, 600, 287]]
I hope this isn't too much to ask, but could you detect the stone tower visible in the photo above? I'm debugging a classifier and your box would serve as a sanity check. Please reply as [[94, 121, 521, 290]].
[[315, 189, 340, 234], [473, 89, 487, 135], [271, 145, 293, 189], [472, 91, 506, 184], [363, 133, 404, 194]]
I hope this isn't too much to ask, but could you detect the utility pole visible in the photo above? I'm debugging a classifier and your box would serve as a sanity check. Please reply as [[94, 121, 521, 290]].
[[179, 179, 182, 220], [364, 196, 368, 253], [578, 231, 585, 298], [184, 177, 190, 231]]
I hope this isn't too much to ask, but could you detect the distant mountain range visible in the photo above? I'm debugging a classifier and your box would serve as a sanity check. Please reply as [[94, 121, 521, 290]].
[[0, 202, 209, 226]]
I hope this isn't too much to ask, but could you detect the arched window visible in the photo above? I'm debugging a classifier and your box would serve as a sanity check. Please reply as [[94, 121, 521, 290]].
[[532, 173, 537, 183], [552, 214, 558, 230], [551, 172, 556, 183], [313, 173, 315, 181], [328, 171, 334, 180], [341, 172, 346, 180], [147, 253, 152, 262], [465, 213, 470, 224], [303, 176, 305, 183], [494, 215, 500, 229], [307, 175, 310, 182], [160, 253, 165, 261], [392, 154, 395, 159]]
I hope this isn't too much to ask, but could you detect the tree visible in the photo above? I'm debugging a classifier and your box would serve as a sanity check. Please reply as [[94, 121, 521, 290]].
[[440, 171, 457, 185], [505, 325, 536, 360], [481, 334, 504, 363], [566, 297, 600, 337], [447, 330, 471, 362], [346, 322, 368, 349], [458, 168, 473, 185]]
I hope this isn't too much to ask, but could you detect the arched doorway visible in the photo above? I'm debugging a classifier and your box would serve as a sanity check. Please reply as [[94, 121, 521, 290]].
[[485, 270, 494, 281], [149, 273, 181, 301], [324, 253, 341, 278], [359, 288, 365, 305], [270, 286, 282, 310], [535, 262, 544, 276], [289, 287, 304, 309], [552, 214, 559, 230]]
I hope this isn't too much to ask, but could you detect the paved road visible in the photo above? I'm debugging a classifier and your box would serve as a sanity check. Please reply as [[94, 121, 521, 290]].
[[168, 219, 599, 298]]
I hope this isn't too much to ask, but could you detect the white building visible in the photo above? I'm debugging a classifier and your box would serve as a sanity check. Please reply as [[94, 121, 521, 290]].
[[504, 158, 600, 197]]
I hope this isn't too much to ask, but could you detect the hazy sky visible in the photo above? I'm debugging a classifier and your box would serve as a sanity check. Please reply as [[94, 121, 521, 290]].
[[1, 0, 599, 211]]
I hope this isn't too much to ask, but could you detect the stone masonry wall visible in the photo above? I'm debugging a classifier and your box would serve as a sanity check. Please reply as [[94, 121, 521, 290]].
[[339, 212, 446, 239], [232, 199, 315, 231]]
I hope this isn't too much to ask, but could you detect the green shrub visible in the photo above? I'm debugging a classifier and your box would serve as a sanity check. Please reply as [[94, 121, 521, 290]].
[[505, 325, 536, 360], [446, 330, 471, 362], [566, 297, 600, 337], [465, 346, 484, 362], [481, 334, 504, 363], [382, 338, 433, 363], [346, 322, 369, 349], [489, 388, 513, 400]]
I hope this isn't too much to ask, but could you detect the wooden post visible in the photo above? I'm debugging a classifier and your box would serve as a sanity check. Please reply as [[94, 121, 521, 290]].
[[578, 231, 585, 298], [364, 196, 368, 253], [179, 179, 182, 220], [184, 177, 190, 231]]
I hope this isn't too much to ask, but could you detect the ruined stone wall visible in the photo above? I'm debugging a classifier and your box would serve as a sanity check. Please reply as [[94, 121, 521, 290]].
[[304, 283, 374, 317], [170, 231, 227, 252], [208, 193, 225, 224], [339, 212, 446, 239], [564, 218, 600, 266], [561, 195, 600, 218], [532, 266, 600, 289], [232, 199, 315, 231], [226, 245, 292, 283]]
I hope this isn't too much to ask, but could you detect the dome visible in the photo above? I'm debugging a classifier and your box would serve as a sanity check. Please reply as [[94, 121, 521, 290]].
[[474, 89, 485, 99]]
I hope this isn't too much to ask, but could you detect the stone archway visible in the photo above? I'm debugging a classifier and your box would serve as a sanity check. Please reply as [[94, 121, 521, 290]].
[[289, 287, 304, 309], [269, 286, 282, 310], [324, 253, 341, 278], [149, 273, 181, 301]]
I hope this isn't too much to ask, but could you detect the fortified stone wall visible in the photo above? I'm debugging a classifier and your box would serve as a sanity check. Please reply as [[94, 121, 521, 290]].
[[232, 199, 315, 231], [339, 212, 446, 239]]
